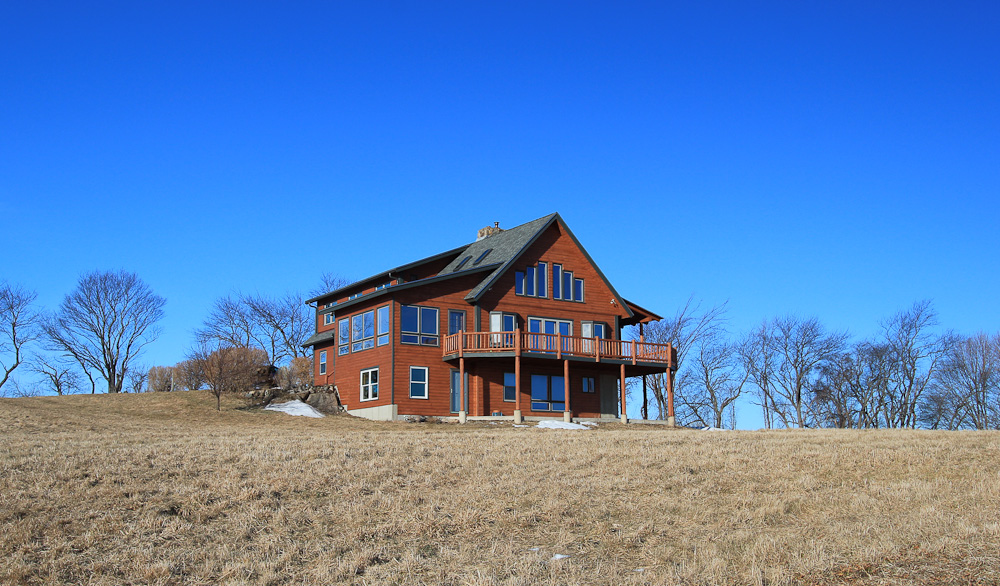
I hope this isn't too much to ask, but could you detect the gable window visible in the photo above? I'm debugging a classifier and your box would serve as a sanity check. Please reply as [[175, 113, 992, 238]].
[[530, 374, 566, 411], [401, 305, 439, 346], [360, 367, 379, 401], [562, 270, 573, 301], [552, 264, 562, 299], [409, 366, 428, 399], [338, 318, 350, 355], [352, 310, 375, 352], [503, 372, 517, 402], [516, 262, 548, 298], [574, 278, 584, 302], [318, 350, 327, 375], [376, 305, 390, 346], [582, 376, 596, 393]]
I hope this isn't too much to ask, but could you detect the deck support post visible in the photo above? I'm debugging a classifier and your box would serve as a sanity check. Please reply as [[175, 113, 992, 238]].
[[514, 330, 522, 423], [563, 359, 571, 422], [459, 357, 467, 424], [620, 363, 628, 424]]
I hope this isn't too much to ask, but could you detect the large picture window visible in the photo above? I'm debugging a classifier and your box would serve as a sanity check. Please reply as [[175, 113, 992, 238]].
[[401, 305, 439, 345], [360, 367, 379, 401], [530, 374, 566, 411], [409, 366, 428, 399], [352, 310, 375, 352]]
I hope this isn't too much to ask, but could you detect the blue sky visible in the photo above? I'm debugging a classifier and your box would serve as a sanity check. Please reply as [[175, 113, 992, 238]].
[[3, 3, 998, 422]]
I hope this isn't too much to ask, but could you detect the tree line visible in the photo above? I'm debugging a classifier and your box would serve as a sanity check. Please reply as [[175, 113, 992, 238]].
[[634, 299, 1000, 430], [1, 272, 348, 404]]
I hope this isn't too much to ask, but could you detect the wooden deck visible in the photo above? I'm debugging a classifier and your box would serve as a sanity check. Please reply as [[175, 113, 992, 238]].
[[442, 330, 675, 366]]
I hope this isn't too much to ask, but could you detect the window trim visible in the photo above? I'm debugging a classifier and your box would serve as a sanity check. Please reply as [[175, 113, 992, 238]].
[[318, 350, 327, 375], [360, 367, 379, 402], [338, 318, 350, 356], [409, 366, 429, 399]]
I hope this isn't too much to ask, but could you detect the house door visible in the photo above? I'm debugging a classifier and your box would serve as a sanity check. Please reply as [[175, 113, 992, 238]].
[[450, 369, 469, 413]]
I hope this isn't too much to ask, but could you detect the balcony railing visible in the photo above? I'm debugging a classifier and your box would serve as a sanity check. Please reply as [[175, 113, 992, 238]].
[[442, 329, 675, 367]]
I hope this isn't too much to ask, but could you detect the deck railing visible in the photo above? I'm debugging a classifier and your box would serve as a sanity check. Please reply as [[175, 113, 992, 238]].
[[442, 330, 675, 366]]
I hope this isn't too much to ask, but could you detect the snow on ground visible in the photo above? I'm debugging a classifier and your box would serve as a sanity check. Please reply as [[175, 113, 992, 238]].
[[264, 399, 325, 418], [536, 420, 591, 430]]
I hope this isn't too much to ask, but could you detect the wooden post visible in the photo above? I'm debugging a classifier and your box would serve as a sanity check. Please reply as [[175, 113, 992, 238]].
[[556, 331, 562, 359], [620, 363, 628, 424], [563, 359, 571, 423], [459, 357, 467, 424]]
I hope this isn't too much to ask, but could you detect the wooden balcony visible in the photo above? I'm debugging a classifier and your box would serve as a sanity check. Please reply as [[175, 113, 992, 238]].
[[442, 330, 676, 368]]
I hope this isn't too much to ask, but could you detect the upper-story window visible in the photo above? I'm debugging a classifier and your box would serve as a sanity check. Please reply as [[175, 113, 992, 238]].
[[352, 310, 376, 352], [376, 305, 390, 346], [515, 262, 547, 298], [375, 281, 392, 291], [401, 305, 439, 346], [338, 318, 350, 355], [323, 312, 335, 325], [348, 292, 362, 300], [581, 321, 608, 340]]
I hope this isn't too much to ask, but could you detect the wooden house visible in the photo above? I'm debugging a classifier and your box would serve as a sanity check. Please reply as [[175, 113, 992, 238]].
[[303, 213, 676, 423]]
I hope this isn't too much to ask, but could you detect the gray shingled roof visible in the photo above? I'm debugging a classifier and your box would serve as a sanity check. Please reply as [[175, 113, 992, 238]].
[[436, 213, 558, 301]]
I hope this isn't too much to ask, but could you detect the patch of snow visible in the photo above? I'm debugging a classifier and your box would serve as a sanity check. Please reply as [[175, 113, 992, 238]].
[[580, 421, 598, 426], [264, 399, 325, 418], [513, 424, 530, 428], [537, 420, 591, 430], [551, 554, 570, 561], [701, 426, 728, 431], [528, 547, 541, 552]]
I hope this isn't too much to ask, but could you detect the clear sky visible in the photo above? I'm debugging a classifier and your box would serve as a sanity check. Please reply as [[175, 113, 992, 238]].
[[3, 3, 998, 423]]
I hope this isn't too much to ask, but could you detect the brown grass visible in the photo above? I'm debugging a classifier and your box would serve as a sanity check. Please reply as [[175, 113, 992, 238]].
[[1, 391, 998, 585]]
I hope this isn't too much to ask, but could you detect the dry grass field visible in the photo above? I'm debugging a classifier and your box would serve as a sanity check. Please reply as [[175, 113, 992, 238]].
[[1, 392, 998, 586]]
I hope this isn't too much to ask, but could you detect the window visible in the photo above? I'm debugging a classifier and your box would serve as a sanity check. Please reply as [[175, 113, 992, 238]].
[[352, 310, 375, 352], [448, 310, 466, 335], [530, 374, 565, 411], [375, 281, 392, 290], [376, 305, 390, 346], [454, 256, 472, 272], [323, 312, 335, 325], [473, 249, 492, 265], [348, 292, 362, 300], [562, 270, 573, 301], [552, 264, 562, 299], [409, 366, 428, 399], [581, 322, 607, 353], [504, 372, 517, 402], [516, 262, 549, 298], [401, 305, 439, 345], [360, 368, 378, 401], [318, 350, 327, 375], [574, 278, 584, 302], [582, 376, 596, 393], [338, 318, 350, 355]]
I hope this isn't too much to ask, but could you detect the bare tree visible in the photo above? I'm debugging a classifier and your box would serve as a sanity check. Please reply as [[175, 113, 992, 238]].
[[30, 356, 82, 396], [148, 365, 175, 393], [815, 341, 893, 428], [310, 273, 352, 299], [191, 343, 270, 411], [881, 301, 950, 428], [127, 366, 148, 393], [682, 332, 748, 428], [761, 315, 848, 428], [45, 270, 166, 394], [1, 282, 40, 392], [739, 321, 780, 429], [637, 297, 728, 421], [174, 359, 205, 391], [933, 332, 1000, 430]]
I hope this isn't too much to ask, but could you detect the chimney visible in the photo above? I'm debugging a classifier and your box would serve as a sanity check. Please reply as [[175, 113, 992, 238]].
[[476, 222, 503, 241]]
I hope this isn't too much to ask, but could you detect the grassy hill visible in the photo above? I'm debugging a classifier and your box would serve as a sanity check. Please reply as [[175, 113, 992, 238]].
[[2, 392, 998, 585]]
